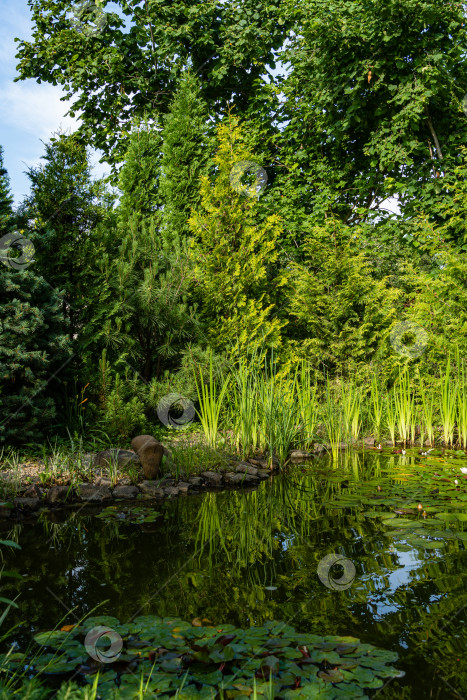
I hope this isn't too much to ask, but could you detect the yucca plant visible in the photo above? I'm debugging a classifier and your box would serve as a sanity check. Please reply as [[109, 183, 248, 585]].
[[194, 352, 229, 449], [439, 356, 457, 447]]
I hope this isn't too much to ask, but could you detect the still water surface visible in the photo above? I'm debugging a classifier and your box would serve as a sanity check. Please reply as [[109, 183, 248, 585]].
[[1, 452, 466, 698]]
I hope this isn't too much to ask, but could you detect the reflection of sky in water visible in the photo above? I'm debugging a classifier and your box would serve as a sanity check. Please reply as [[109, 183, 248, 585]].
[[361, 547, 446, 647], [280, 535, 295, 551]]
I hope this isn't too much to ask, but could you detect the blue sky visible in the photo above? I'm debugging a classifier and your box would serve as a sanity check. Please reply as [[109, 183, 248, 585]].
[[0, 0, 109, 205]]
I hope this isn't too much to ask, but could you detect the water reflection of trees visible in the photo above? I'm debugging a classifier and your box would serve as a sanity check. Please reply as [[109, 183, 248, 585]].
[[0, 458, 465, 697]]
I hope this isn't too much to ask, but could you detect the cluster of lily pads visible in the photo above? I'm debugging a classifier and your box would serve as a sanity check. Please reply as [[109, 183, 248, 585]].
[[95, 506, 162, 525], [1, 616, 404, 699], [324, 450, 467, 550]]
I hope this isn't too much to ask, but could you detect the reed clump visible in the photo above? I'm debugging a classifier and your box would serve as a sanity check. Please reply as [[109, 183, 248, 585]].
[[190, 352, 467, 465]]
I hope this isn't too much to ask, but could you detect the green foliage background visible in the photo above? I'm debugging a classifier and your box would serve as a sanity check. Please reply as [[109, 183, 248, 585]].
[[1, 0, 467, 442]]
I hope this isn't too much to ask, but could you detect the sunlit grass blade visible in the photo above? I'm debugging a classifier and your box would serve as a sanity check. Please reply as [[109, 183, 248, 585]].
[[194, 352, 229, 449], [439, 356, 457, 448]]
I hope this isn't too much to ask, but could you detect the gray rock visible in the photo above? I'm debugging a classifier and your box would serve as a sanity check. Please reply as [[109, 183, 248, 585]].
[[176, 481, 191, 489], [22, 484, 42, 498], [46, 485, 73, 504], [364, 437, 375, 446], [78, 485, 113, 503], [224, 472, 259, 485], [249, 458, 268, 468], [289, 450, 314, 460], [94, 476, 112, 487], [93, 449, 140, 468], [256, 470, 271, 480], [112, 485, 139, 499], [322, 442, 349, 451], [313, 443, 326, 454], [235, 463, 258, 476], [201, 471, 223, 485], [14, 497, 41, 511], [248, 457, 279, 469], [188, 477, 203, 487], [164, 487, 179, 497], [139, 481, 165, 498], [158, 478, 175, 488]]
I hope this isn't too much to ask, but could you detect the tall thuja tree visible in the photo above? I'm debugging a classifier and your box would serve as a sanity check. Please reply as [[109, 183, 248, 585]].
[[104, 121, 200, 381], [26, 132, 108, 339], [160, 70, 209, 245], [287, 217, 400, 378], [0, 148, 70, 443], [189, 113, 284, 357]]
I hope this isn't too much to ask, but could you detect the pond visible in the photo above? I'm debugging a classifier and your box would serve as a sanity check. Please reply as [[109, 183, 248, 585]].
[[1, 451, 466, 698]]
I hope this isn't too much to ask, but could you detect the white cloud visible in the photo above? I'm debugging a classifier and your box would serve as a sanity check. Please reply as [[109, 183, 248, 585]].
[[0, 81, 80, 139]]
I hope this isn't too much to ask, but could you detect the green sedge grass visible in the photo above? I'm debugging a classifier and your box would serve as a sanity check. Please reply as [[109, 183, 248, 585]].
[[194, 352, 229, 450], [439, 356, 457, 447]]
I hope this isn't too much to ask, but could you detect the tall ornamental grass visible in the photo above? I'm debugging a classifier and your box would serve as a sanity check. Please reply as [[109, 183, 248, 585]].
[[439, 356, 457, 448], [458, 357, 467, 448], [394, 370, 414, 448], [194, 353, 229, 449], [296, 361, 319, 449]]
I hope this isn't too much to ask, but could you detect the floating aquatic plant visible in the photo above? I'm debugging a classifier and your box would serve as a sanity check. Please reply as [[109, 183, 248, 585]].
[[3, 616, 404, 699]]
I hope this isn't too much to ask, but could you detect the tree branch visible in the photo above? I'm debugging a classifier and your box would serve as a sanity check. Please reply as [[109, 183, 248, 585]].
[[424, 105, 444, 160]]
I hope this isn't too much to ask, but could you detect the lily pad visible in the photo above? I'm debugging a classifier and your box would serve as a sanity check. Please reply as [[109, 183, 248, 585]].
[[17, 617, 404, 698]]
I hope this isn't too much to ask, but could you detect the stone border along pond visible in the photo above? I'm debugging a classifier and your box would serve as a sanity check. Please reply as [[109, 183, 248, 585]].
[[0, 448, 295, 522], [0, 431, 377, 521]]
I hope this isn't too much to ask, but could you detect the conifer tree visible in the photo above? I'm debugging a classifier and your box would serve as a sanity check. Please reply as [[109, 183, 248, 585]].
[[0, 148, 70, 443], [0, 147, 13, 227], [99, 122, 200, 381], [189, 114, 284, 357], [26, 133, 108, 339], [160, 71, 209, 245], [287, 218, 400, 377], [118, 120, 164, 225]]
